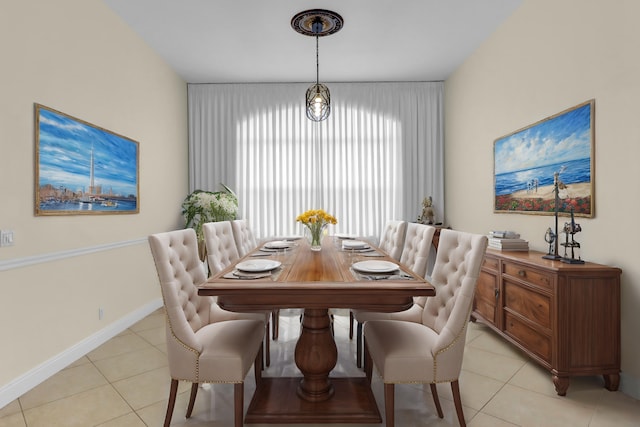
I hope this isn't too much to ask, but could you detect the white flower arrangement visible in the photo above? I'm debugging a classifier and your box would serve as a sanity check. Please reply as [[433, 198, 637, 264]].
[[182, 185, 238, 241]]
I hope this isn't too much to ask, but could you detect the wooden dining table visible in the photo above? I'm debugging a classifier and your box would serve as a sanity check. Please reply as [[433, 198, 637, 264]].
[[198, 236, 435, 424]]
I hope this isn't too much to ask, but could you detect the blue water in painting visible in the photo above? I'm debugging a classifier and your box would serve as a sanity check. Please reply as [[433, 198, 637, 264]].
[[39, 199, 137, 212], [495, 158, 590, 196]]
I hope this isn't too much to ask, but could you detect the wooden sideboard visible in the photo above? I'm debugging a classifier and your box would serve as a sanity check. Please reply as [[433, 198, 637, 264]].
[[471, 249, 621, 395]]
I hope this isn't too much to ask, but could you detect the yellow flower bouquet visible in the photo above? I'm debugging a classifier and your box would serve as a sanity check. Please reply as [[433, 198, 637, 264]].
[[296, 209, 338, 251]]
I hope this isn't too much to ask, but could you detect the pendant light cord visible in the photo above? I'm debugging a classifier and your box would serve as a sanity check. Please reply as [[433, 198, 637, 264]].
[[315, 35, 320, 85]]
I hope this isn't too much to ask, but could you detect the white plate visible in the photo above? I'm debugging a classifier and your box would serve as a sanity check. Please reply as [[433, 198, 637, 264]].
[[264, 240, 293, 249], [342, 240, 369, 249], [236, 259, 282, 272], [352, 260, 399, 274], [335, 233, 357, 239]]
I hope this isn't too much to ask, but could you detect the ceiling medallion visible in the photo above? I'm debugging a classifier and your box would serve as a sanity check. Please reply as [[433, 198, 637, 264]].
[[291, 9, 344, 122], [291, 9, 344, 37]]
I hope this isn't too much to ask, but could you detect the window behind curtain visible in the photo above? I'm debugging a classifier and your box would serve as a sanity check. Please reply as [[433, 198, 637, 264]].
[[188, 82, 443, 241]]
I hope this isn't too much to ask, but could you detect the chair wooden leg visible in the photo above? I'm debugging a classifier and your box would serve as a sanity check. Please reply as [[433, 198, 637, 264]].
[[384, 383, 395, 427], [451, 380, 467, 427], [264, 321, 271, 367], [255, 344, 263, 386], [253, 344, 264, 388], [272, 309, 279, 340], [356, 321, 363, 368], [349, 311, 354, 339], [185, 382, 199, 418], [164, 379, 179, 427], [330, 314, 335, 337], [364, 341, 373, 383], [429, 383, 444, 418], [234, 382, 244, 427]]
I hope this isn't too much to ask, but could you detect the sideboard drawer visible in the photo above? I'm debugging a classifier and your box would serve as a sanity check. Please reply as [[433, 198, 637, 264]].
[[482, 256, 499, 271], [505, 312, 551, 363], [503, 281, 551, 329], [503, 262, 552, 290]]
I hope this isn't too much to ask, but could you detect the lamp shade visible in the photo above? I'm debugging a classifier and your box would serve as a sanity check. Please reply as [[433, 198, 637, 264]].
[[306, 83, 330, 121]]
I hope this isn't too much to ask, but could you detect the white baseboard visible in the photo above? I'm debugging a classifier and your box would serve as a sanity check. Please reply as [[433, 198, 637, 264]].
[[0, 298, 163, 409], [620, 371, 640, 400]]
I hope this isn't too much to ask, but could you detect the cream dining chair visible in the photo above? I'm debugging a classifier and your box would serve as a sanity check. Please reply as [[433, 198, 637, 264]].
[[204, 221, 272, 366], [363, 229, 488, 427], [230, 219, 258, 257], [230, 219, 282, 340], [351, 223, 437, 367], [377, 219, 408, 261], [348, 219, 407, 343], [148, 228, 265, 427], [350, 219, 407, 328]]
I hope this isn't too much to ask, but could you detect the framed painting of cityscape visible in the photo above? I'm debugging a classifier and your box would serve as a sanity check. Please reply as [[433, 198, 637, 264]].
[[494, 99, 594, 218], [35, 104, 139, 215]]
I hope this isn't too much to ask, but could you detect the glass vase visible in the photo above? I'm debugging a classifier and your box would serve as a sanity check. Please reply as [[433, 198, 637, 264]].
[[305, 224, 326, 251]]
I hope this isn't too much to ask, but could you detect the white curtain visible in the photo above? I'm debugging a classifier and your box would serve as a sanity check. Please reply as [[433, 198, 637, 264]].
[[188, 82, 443, 240]]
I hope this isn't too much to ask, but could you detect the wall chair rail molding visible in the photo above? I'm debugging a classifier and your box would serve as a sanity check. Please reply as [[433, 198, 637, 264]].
[[0, 238, 146, 272], [493, 99, 595, 218]]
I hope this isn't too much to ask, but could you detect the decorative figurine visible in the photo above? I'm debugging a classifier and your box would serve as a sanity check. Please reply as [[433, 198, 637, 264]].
[[542, 172, 562, 260], [544, 227, 557, 258], [418, 196, 435, 225], [560, 207, 585, 264]]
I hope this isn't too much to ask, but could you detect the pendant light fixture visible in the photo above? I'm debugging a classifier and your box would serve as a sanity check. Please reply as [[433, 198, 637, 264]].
[[291, 9, 343, 122]]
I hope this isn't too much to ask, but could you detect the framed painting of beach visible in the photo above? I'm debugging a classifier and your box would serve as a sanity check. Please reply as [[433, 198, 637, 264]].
[[35, 104, 139, 215], [494, 99, 594, 218]]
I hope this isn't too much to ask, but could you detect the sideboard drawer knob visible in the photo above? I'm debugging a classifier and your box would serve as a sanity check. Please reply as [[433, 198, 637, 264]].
[[518, 270, 526, 277]]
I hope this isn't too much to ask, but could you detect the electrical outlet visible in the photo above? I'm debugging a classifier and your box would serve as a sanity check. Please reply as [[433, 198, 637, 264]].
[[0, 230, 14, 247], [99, 308, 104, 320]]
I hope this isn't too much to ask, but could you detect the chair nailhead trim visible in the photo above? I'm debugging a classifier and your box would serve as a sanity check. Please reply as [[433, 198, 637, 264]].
[[161, 296, 202, 381]]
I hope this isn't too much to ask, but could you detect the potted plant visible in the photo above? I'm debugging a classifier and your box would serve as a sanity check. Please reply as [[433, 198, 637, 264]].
[[182, 184, 238, 260]]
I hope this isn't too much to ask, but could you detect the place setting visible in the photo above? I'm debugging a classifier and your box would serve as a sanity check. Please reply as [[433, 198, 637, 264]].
[[350, 260, 413, 281], [341, 239, 375, 252], [223, 259, 282, 280], [251, 240, 297, 256], [334, 233, 357, 240]]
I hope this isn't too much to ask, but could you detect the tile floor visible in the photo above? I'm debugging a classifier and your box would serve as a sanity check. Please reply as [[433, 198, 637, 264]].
[[1, 308, 639, 426]]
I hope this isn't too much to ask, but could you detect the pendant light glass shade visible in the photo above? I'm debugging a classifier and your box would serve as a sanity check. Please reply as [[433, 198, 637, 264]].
[[306, 83, 330, 121]]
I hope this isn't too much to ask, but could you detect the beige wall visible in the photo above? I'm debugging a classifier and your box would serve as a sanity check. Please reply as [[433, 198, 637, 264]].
[[0, 0, 188, 401], [445, 0, 640, 397]]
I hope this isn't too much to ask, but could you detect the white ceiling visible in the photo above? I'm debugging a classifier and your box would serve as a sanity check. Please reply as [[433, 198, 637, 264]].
[[102, 0, 523, 84]]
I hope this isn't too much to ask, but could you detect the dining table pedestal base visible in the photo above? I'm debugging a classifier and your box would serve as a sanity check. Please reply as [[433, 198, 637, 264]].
[[245, 377, 382, 424], [294, 308, 338, 402]]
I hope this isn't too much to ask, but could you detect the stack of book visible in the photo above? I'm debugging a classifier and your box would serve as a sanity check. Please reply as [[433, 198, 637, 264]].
[[488, 231, 529, 251]]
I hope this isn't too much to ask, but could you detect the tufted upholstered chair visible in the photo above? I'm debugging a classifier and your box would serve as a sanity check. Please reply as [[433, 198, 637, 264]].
[[230, 219, 282, 340], [363, 229, 488, 427], [204, 221, 243, 274], [350, 223, 437, 367], [203, 221, 272, 366], [148, 228, 265, 427], [378, 220, 408, 261], [230, 219, 258, 257]]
